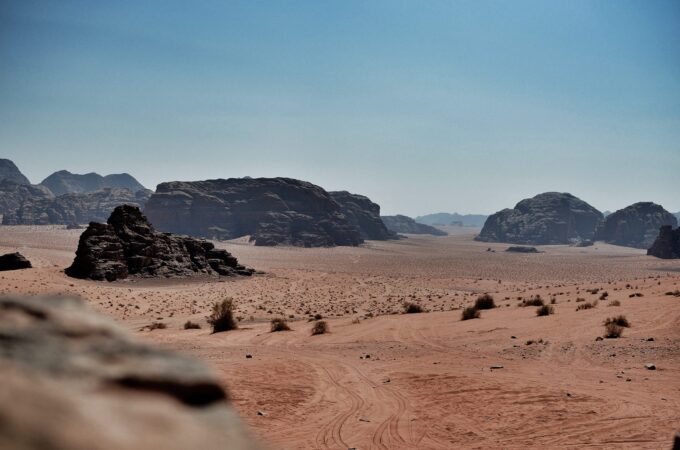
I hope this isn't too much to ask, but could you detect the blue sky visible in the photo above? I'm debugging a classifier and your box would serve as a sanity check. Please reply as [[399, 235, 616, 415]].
[[1, 0, 679, 215]]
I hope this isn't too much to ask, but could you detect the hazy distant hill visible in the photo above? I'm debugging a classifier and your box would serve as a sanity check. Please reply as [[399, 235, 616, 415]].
[[0, 159, 31, 185], [675, 212, 680, 223], [40, 170, 146, 196], [415, 212, 488, 227]]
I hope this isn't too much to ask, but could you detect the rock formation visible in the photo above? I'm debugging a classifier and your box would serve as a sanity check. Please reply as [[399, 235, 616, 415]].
[[66, 205, 254, 281], [2, 188, 151, 225], [415, 212, 488, 228], [594, 202, 677, 249], [0, 179, 54, 219], [329, 191, 395, 240], [144, 178, 364, 247], [0, 252, 32, 271], [41, 170, 146, 195], [381, 215, 447, 236], [506, 246, 539, 253], [647, 226, 680, 259], [476, 192, 602, 245], [0, 295, 262, 450], [0, 158, 31, 185]]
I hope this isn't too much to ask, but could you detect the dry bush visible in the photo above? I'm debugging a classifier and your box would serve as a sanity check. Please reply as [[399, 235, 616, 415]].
[[311, 320, 328, 335], [536, 305, 554, 316], [665, 290, 680, 297], [183, 320, 201, 330], [403, 302, 424, 314], [608, 300, 621, 307], [270, 317, 291, 332], [604, 315, 630, 328], [147, 322, 167, 330], [522, 295, 544, 307], [207, 298, 237, 333], [474, 294, 495, 310], [461, 306, 480, 321], [604, 323, 624, 338], [599, 291, 609, 300], [576, 302, 595, 311], [576, 297, 586, 302]]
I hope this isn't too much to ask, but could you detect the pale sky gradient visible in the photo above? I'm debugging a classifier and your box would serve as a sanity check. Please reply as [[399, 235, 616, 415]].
[[1, 0, 679, 215]]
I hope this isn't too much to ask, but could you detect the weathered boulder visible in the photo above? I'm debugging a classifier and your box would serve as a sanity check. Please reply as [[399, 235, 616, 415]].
[[144, 178, 364, 247], [41, 170, 146, 196], [506, 246, 539, 253], [381, 215, 447, 236], [594, 202, 677, 249], [66, 205, 254, 281], [2, 188, 151, 225], [647, 226, 680, 259], [0, 158, 31, 185], [476, 192, 602, 245], [0, 252, 32, 271], [329, 191, 395, 240], [0, 295, 262, 450]]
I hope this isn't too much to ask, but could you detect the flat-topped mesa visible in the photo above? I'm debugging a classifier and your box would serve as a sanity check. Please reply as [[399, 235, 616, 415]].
[[329, 191, 396, 240], [476, 192, 602, 245], [647, 226, 680, 259], [381, 214, 447, 236], [144, 177, 364, 247], [66, 205, 254, 281], [595, 202, 677, 249]]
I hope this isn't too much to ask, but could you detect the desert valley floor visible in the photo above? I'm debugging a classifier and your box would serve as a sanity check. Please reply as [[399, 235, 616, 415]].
[[1, 226, 679, 449]]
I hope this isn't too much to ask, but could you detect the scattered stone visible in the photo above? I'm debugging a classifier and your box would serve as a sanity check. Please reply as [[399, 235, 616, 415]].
[[0, 252, 32, 271], [646, 337, 655, 342], [246, 354, 253, 359], [595, 336, 603, 341], [256, 411, 266, 416], [490, 365, 504, 370], [644, 363, 656, 370]]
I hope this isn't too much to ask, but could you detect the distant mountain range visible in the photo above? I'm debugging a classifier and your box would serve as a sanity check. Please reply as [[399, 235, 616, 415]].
[[40, 170, 146, 195], [415, 212, 488, 227]]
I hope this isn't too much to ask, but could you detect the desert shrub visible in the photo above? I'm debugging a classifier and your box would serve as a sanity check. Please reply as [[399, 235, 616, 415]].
[[599, 291, 609, 300], [629, 293, 643, 298], [604, 323, 623, 338], [522, 296, 544, 307], [461, 306, 480, 321], [665, 290, 680, 297], [314, 313, 323, 320], [576, 302, 595, 311], [270, 318, 291, 332], [608, 300, 621, 307], [311, 320, 328, 335], [536, 305, 554, 316], [207, 298, 237, 333], [604, 315, 630, 328], [351, 317, 361, 324], [147, 322, 167, 330], [183, 320, 201, 330], [474, 294, 495, 310], [575, 297, 586, 302], [403, 302, 424, 314]]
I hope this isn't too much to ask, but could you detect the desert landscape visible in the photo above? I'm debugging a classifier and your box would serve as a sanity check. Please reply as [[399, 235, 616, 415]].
[[2, 222, 679, 449]]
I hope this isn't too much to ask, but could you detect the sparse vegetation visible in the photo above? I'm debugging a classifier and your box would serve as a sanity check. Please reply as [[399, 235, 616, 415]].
[[608, 300, 621, 307], [536, 305, 554, 316], [146, 322, 167, 330], [311, 320, 328, 335], [599, 291, 609, 300], [629, 293, 643, 298], [207, 298, 237, 333], [522, 295, 544, 307], [403, 302, 424, 314], [474, 294, 495, 310], [604, 323, 624, 338], [665, 290, 680, 297], [270, 317, 291, 332], [183, 320, 201, 330], [576, 302, 595, 311], [604, 315, 630, 328], [461, 306, 480, 320]]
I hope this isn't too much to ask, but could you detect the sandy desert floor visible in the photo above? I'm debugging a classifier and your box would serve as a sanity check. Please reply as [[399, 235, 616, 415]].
[[1, 225, 679, 449]]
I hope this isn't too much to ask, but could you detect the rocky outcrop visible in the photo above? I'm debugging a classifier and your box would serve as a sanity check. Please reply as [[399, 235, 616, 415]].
[[415, 212, 488, 228], [647, 226, 680, 259], [2, 188, 151, 225], [506, 246, 539, 253], [381, 215, 447, 236], [0, 179, 54, 218], [0, 295, 262, 450], [0, 252, 32, 271], [144, 178, 363, 247], [476, 192, 602, 245], [66, 205, 254, 281], [41, 170, 146, 195], [329, 191, 395, 240], [0, 158, 31, 185], [594, 202, 677, 249]]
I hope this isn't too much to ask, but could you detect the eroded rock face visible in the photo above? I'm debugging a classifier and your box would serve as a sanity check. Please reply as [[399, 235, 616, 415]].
[[0, 179, 54, 218], [66, 205, 254, 281], [381, 215, 447, 236], [594, 202, 677, 249], [145, 178, 363, 247], [329, 191, 395, 240], [0, 252, 32, 271], [0, 295, 262, 450], [647, 226, 680, 259], [476, 192, 602, 245], [0, 158, 31, 185], [40, 170, 147, 196], [2, 188, 151, 225]]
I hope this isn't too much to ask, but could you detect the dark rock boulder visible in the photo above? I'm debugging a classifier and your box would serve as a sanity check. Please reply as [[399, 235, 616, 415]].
[[647, 226, 680, 259], [41, 170, 146, 195], [66, 205, 254, 281], [2, 188, 151, 225], [0, 295, 262, 450], [381, 215, 447, 236], [329, 191, 395, 240], [506, 246, 539, 253], [144, 178, 363, 247], [0, 179, 54, 218], [0, 252, 32, 271], [595, 202, 678, 249], [0, 158, 31, 185], [476, 192, 602, 245]]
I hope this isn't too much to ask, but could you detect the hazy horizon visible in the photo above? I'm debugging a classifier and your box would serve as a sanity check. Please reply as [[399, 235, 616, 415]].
[[2, 1, 679, 216]]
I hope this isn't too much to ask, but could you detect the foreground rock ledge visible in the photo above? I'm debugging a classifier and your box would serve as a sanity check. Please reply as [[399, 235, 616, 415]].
[[0, 295, 262, 450], [66, 205, 254, 281]]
